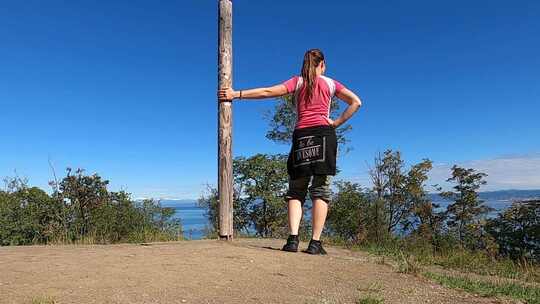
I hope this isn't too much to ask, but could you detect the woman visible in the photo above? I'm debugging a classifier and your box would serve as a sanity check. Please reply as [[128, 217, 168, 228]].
[[218, 49, 362, 255]]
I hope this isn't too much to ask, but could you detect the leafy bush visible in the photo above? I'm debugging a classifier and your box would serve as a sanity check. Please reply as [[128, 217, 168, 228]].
[[0, 169, 182, 246], [486, 200, 539, 262]]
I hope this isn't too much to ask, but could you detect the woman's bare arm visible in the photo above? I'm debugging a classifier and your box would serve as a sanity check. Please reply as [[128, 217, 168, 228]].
[[218, 84, 288, 101], [324, 88, 362, 128]]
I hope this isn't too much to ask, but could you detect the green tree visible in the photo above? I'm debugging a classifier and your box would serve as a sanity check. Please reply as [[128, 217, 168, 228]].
[[130, 198, 182, 242], [198, 154, 292, 238], [326, 181, 371, 243], [1, 170, 182, 246], [367, 150, 448, 246], [234, 154, 289, 237], [486, 200, 539, 262], [197, 182, 252, 236], [56, 168, 109, 238], [407, 160, 446, 251], [17, 187, 61, 244], [440, 166, 493, 248], [0, 177, 61, 245], [370, 150, 412, 235], [197, 185, 219, 234]]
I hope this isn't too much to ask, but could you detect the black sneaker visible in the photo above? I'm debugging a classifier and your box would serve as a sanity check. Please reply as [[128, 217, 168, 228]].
[[281, 235, 299, 252], [302, 239, 327, 255]]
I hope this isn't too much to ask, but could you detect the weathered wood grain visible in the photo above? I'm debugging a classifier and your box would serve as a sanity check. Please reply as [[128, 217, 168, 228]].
[[218, 0, 233, 240]]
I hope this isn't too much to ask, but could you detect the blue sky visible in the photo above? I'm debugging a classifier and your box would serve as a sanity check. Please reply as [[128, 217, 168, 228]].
[[1, 0, 539, 199]]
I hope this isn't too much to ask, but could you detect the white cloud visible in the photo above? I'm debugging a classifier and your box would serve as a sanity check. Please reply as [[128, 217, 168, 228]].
[[429, 153, 540, 191]]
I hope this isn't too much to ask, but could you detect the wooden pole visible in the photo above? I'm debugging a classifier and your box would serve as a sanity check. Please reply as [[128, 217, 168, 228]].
[[218, 0, 233, 240]]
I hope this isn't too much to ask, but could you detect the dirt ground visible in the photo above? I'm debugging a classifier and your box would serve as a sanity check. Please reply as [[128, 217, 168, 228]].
[[0, 238, 511, 304]]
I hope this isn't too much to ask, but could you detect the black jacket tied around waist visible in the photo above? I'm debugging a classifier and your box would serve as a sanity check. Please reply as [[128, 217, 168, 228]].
[[287, 125, 337, 179]]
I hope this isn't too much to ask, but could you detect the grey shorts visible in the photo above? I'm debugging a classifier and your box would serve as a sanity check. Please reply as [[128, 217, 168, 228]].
[[284, 174, 333, 205]]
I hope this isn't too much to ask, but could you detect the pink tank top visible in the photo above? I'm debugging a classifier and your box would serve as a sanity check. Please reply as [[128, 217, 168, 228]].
[[282, 75, 345, 129]]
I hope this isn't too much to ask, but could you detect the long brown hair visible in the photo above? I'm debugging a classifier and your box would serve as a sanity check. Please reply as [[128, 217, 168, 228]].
[[301, 49, 325, 100]]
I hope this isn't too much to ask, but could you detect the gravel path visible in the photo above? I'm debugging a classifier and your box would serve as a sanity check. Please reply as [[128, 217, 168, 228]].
[[0, 238, 507, 304]]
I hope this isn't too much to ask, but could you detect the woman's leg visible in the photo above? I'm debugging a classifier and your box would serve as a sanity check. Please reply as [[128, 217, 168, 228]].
[[284, 176, 310, 235], [287, 199, 303, 235], [311, 198, 328, 240], [309, 175, 332, 240]]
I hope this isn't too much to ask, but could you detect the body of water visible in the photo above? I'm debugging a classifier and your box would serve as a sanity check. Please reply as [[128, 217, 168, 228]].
[[166, 203, 208, 240], [437, 199, 514, 216], [165, 199, 519, 240]]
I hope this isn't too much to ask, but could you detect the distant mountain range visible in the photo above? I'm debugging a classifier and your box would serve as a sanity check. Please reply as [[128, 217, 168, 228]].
[[159, 199, 199, 207], [136, 189, 540, 207], [133, 198, 198, 207], [430, 189, 540, 202]]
